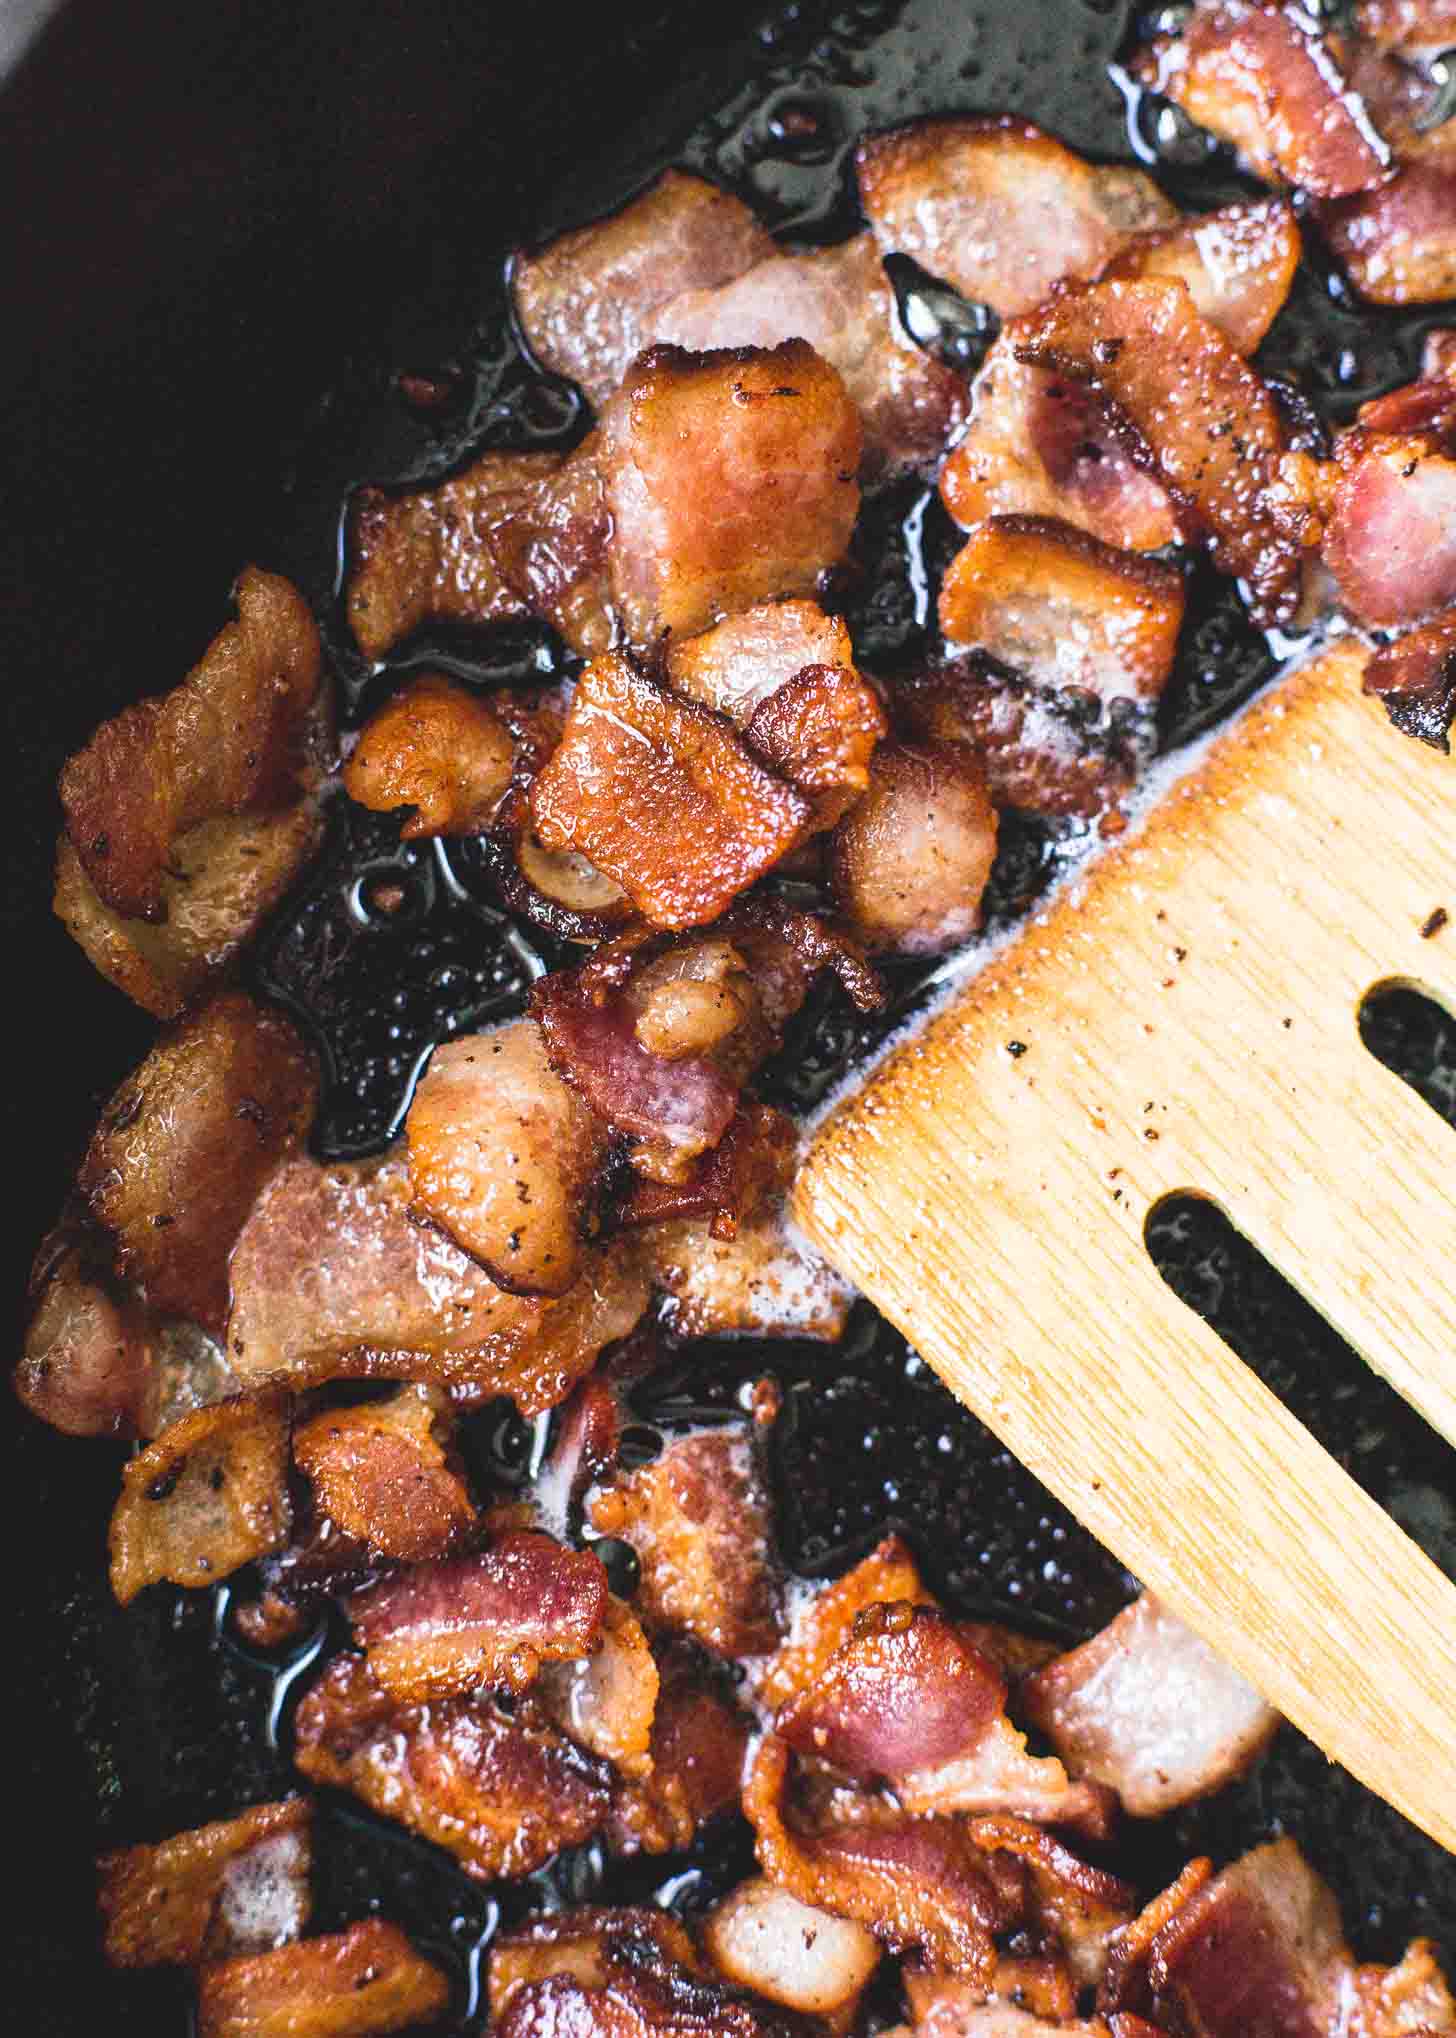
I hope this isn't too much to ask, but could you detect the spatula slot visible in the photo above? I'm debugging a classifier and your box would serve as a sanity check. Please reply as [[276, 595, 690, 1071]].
[[1359, 982, 1456, 1134]]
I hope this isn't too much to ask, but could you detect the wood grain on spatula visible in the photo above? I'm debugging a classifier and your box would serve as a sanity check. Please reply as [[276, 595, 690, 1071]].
[[794, 642, 1456, 1854]]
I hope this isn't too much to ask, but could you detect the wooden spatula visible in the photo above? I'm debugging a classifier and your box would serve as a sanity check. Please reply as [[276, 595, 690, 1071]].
[[793, 641, 1456, 1854]]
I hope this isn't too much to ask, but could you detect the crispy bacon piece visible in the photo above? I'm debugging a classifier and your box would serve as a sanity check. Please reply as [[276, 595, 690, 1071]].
[[497, 1937, 812, 2038], [294, 1652, 612, 1880], [194, 1917, 449, 2038], [600, 342, 861, 648], [758, 1534, 931, 1712], [666, 601, 855, 724], [940, 338, 1179, 552], [513, 170, 777, 408], [1021, 1593, 1278, 1818], [705, 1880, 881, 2017], [538, 1594, 660, 1779], [292, 1386, 476, 1563], [1320, 162, 1456, 305], [646, 1201, 857, 1341], [968, 1818, 1136, 1990], [109, 1393, 291, 1605], [1015, 279, 1304, 622], [746, 663, 888, 823], [17, 1228, 155, 1438], [1364, 607, 1456, 747], [1358, 0, 1456, 49], [484, 434, 620, 655], [619, 1101, 797, 1239], [608, 1654, 751, 1853], [654, 233, 967, 479], [899, 1964, 1082, 2032], [938, 517, 1183, 704], [342, 674, 514, 836], [480, 784, 633, 945], [1323, 431, 1456, 624], [856, 118, 1175, 318], [588, 1427, 781, 1656], [79, 993, 315, 1336], [490, 1910, 702, 2025], [829, 741, 998, 956], [1137, 1, 1391, 198], [1356, 1940, 1456, 2037], [1099, 198, 1300, 357], [98, 1799, 312, 1970]]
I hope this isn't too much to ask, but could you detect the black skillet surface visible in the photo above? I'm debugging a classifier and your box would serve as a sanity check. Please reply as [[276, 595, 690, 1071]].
[[6, 0, 1456, 2026]]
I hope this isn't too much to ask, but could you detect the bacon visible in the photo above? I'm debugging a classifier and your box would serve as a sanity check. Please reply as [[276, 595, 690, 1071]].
[[667, 600, 855, 724], [607, 1655, 751, 1853], [497, 1946, 812, 2038], [856, 118, 1176, 318], [619, 1102, 797, 1239], [1099, 198, 1300, 357], [829, 741, 998, 956], [1356, 1940, 1456, 2037], [1137, 1, 1391, 198], [746, 663, 888, 820], [194, 1917, 450, 2038], [1363, 606, 1456, 747], [600, 342, 861, 648], [342, 674, 514, 836], [17, 1228, 155, 1438], [1021, 1593, 1278, 1818], [347, 1531, 608, 1702], [490, 1910, 702, 2025], [758, 1534, 932, 1712], [109, 1393, 291, 1605], [704, 1880, 881, 2017], [513, 170, 777, 409], [538, 1594, 660, 1779], [477, 783, 633, 944], [1320, 162, 1456, 305], [1323, 431, 1456, 624], [938, 517, 1183, 705], [293, 1651, 612, 1881], [1015, 279, 1304, 623], [98, 1798, 312, 1969], [940, 338, 1179, 553], [292, 1385, 477, 1562], [646, 1198, 857, 1341], [653, 233, 967, 479], [1358, 0, 1456, 50], [588, 1427, 781, 1656], [967, 1818, 1135, 1990]]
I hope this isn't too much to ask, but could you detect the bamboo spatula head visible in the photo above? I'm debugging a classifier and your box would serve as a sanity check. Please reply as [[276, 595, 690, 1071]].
[[794, 642, 1456, 1854]]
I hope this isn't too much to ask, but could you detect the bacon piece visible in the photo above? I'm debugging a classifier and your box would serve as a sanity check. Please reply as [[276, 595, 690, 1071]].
[[967, 1818, 1135, 1991], [746, 663, 888, 821], [829, 741, 997, 956], [17, 1229, 155, 1438], [856, 118, 1175, 318], [646, 1200, 857, 1341], [705, 1880, 881, 2017], [1356, 1940, 1456, 2037], [588, 1427, 781, 1656], [293, 1652, 611, 1881], [1021, 1593, 1278, 1818], [607, 1655, 751, 1853], [900, 1964, 1082, 2032], [1320, 161, 1456, 305], [406, 1020, 609, 1297], [600, 342, 861, 648], [666, 601, 855, 725], [1015, 279, 1304, 622], [98, 1799, 312, 1970], [1358, 0, 1456, 49], [497, 1941, 812, 2038], [109, 1393, 291, 1605], [490, 1910, 702, 2025], [654, 233, 967, 479], [513, 170, 777, 409], [347, 1531, 608, 1702], [194, 1917, 449, 2038], [292, 1386, 476, 1562], [620, 1102, 797, 1239], [342, 674, 514, 837], [538, 1594, 660, 1779], [940, 338, 1178, 552], [1099, 198, 1300, 357], [1363, 607, 1456, 747], [1138, 1, 1391, 198], [938, 517, 1183, 705], [478, 783, 633, 945], [1324, 432, 1456, 624], [759, 1534, 930, 1711]]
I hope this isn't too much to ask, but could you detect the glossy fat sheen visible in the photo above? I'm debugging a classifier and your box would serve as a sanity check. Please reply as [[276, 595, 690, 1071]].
[[830, 741, 998, 956], [704, 1880, 880, 2014], [667, 599, 855, 725], [194, 1917, 449, 2038], [1099, 197, 1300, 356], [343, 674, 514, 837]]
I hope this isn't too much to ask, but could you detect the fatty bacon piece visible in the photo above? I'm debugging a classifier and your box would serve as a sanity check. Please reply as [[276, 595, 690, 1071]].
[[16, 1227, 156, 1439], [496, 1923, 815, 2038], [829, 741, 999, 956], [1014, 279, 1309, 624], [644, 1171, 857, 1341], [193, 1917, 450, 2038], [1320, 161, 1456, 306], [98, 1797, 312, 1970], [537, 1594, 661, 1781], [292, 1385, 478, 1562], [342, 673, 514, 837], [1322, 387, 1456, 625], [1022, 1594, 1277, 1819], [855, 118, 1176, 318], [55, 569, 330, 1018], [1135, 1, 1392, 198], [606, 1647, 753, 1853], [1358, 0, 1456, 52], [704, 1880, 882, 2020], [757, 1533, 933, 1712], [666, 600, 856, 725], [968, 1818, 1136, 1994], [489, 1910, 702, 2024], [1363, 606, 1456, 746], [1099, 197, 1301, 357]]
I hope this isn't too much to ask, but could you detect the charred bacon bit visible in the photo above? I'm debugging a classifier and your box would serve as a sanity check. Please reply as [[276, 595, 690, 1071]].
[[1137, 0, 1391, 198], [531, 655, 811, 929], [17, 1229, 155, 1438], [109, 1393, 291, 1605], [292, 1386, 477, 1562], [746, 663, 889, 824], [1021, 1593, 1278, 1818], [513, 170, 777, 409], [940, 338, 1179, 553], [406, 1020, 609, 1297], [1099, 198, 1301, 357], [600, 342, 861, 648], [294, 1651, 612, 1881], [705, 1879, 881, 2017], [98, 1798, 312, 1970], [588, 1427, 782, 1656], [608, 1652, 752, 1854], [1358, 0, 1456, 49], [619, 1102, 797, 1239], [654, 233, 968, 480], [938, 516, 1184, 705], [1014, 279, 1305, 623], [1320, 161, 1456, 305], [758, 1534, 931, 1713], [966, 1818, 1136, 1990], [194, 1917, 450, 2038], [830, 741, 998, 957], [1363, 607, 1456, 747], [856, 117, 1176, 318], [537, 1594, 660, 1779], [666, 600, 856, 726], [342, 674, 514, 837], [1323, 433, 1456, 625], [79, 992, 316, 1337], [490, 1909, 702, 2025]]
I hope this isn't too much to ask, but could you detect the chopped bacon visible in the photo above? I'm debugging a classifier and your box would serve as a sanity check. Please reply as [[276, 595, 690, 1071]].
[[1363, 606, 1456, 747], [667, 600, 856, 725], [705, 1879, 881, 2016], [342, 674, 514, 837], [939, 516, 1183, 705], [513, 170, 777, 409], [485, 434, 619, 653], [347, 1530, 608, 1702], [1014, 279, 1305, 623], [194, 1917, 450, 2038], [1137, 1, 1391, 198], [588, 1427, 781, 1656], [967, 1818, 1136, 1990], [1356, 1939, 1456, 2037], [900, 1965, 1081, 2032], [599, 342, 861, 648], [1323, 431, 1456, 624], [608, 1653, 752, 1853], [98, 1798, 312, 1969], [746, 663, 888, 821], [17, 1227, 155, 1438], [1358, 0, 1456, 50], [497, 1937, 812, 2038], [109, 1393, 291, 1605], [1099, 198, 1300, 357], [1320, 161, 1456, 305], [619, 1102, 797, 1239], [893, 1996, 1110, 2037], [1021, 1593, 1278, 1818], [856, 118, 1176, 318], [292, 1385, 478, 1562], [478, 782, 633, 944], [232, 1511, 392, 1649], [490, 1909, 702, 2025], [758, 1534, 932, 1713], [294, 1651, 612, 1880], [653, 233, 967, 479], [829, 741, 998, 956], [538, 1594, 660, 1778], [940, 338, 1179, 553], [647, 1197, 857, 1342]]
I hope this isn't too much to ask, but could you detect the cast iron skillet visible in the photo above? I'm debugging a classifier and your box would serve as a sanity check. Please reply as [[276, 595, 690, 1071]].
[[6, 0, 1456, 2028]]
